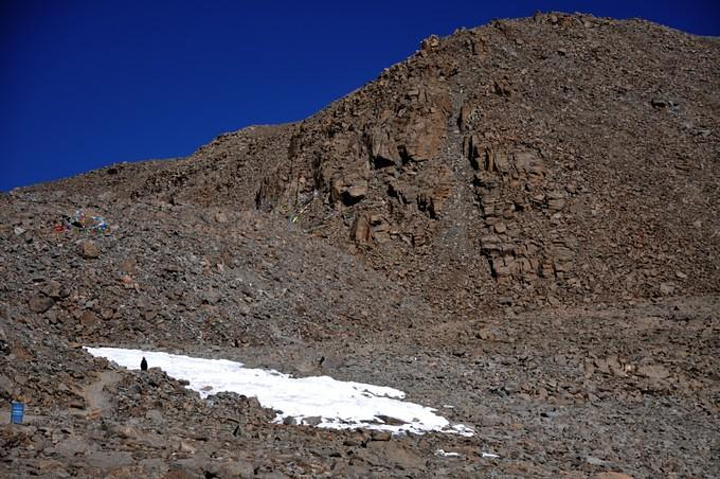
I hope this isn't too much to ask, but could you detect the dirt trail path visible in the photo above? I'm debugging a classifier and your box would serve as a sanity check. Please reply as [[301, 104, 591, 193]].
[[79, 371, 121, 419]]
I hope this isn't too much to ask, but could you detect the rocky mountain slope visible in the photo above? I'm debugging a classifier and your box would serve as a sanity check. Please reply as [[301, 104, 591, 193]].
[[38, 12, 720, 312], [1, 12, 719, 478]]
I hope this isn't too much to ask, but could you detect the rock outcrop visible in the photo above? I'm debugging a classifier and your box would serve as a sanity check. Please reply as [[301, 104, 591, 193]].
[[116, 12, 718, 309]]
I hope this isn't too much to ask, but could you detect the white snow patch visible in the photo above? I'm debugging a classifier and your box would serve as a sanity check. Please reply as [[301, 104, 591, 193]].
[[435, 449, 462, 458], [86, 347, 474, 436], [482, 452, 500, 459]]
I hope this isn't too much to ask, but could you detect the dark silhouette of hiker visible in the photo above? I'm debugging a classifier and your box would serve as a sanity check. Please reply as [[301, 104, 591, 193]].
[[141, 357, 148, 371]]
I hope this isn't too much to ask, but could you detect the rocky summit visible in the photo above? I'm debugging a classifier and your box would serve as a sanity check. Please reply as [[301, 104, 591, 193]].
[[1, 12, 719, 478]]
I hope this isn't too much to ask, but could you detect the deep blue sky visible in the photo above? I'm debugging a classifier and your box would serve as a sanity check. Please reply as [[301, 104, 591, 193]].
[[1, 1, 718, 191]]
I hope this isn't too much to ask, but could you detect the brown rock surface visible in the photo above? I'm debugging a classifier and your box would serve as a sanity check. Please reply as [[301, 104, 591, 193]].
[[80, 241, 101, 259]]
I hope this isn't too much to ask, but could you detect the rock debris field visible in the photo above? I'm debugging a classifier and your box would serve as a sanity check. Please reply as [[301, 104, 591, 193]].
[[1, 12, 719, 479]]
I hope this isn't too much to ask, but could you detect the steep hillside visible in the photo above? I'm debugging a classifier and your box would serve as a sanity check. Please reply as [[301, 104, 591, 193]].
[[38, 12, 720, 314], [243, 12, 720, 309]]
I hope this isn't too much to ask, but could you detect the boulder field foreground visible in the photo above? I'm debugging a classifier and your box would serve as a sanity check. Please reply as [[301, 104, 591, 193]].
[[1, 12, 718, 478]]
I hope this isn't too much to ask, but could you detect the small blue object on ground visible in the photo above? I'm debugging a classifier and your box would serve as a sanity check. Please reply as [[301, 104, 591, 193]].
[[11, 402, 24, 424]]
